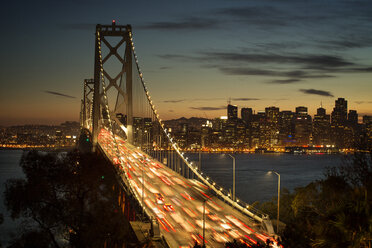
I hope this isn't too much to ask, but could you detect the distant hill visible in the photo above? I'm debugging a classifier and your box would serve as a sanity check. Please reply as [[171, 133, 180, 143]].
[[163, 117, 209, 131]]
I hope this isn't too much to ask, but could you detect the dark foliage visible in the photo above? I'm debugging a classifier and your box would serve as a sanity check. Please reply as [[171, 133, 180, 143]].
[[224, 238, 271, 247], [4, 149, 137, 248], [257, 147, 372, 248]]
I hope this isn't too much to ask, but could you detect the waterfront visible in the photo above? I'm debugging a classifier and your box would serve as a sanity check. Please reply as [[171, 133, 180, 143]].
[[0, 150, 343, 244]]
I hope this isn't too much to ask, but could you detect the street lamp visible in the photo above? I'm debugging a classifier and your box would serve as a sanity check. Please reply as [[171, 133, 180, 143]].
[[269, 170, 280, 233], [202, 199, 206, 248], [142, 164, 145, 219], [227, 154, 236, 201]]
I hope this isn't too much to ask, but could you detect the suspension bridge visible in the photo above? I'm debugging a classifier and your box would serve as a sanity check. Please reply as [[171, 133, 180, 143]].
[[80, 21, 280, 248]]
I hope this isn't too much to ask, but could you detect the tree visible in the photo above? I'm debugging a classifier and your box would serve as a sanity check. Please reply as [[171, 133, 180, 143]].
[[4, 149, 137, 247], [256, 147, 372, 248]]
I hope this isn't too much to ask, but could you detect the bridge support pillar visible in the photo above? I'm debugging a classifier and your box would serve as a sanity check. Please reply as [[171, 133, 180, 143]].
[[125, 34, 133, 144], [92, 25, 102, 152], [89, 22, 134, 148]]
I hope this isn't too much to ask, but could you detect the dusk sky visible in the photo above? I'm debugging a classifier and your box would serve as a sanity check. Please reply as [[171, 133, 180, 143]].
[[1, 0, 372, 126]]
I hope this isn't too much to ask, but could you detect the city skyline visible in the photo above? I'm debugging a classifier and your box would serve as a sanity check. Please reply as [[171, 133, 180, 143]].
[[0, 96, 368, 126], [1, 0, 372, 126]]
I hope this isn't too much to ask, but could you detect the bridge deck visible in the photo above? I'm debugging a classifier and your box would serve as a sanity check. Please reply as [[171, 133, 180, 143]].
[[98, 129, 281, 248]]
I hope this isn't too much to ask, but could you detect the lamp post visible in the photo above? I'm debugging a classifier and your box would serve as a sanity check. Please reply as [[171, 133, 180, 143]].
[[202, 199, 206, 248], [269, 170, 280, 233], [142, 164, 145, 219], [227, 154, 236, 201], [199, 150, 202, 170]]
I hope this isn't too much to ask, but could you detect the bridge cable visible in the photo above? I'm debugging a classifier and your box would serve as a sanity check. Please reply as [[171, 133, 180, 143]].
[[128, 30, 268, 222]]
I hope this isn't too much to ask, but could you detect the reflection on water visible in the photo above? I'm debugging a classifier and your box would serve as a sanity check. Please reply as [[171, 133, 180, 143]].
[[186, 153, 342, 203]]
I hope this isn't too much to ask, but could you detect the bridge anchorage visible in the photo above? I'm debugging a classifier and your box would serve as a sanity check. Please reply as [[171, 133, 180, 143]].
[[80, 21, 281, 248]]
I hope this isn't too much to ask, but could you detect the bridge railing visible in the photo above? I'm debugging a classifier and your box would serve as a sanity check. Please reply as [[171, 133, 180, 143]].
[[97, 136, 160, 226], [90, 24, 274, 235]]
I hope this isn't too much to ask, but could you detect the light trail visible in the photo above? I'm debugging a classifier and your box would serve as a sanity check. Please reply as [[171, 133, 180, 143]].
[[98, 128, 282, 247]]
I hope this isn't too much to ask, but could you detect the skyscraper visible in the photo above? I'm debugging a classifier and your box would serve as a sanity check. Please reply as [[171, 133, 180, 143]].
[[225, 104, 238, 145], [313, 107, 330, 146], [331, 98, 348, 147], [348, 110, 358, 125], [241, 108, 253, 124], [294, 106, 312, 145], [363, 115, 372, 149], [279, 111, 295, 146], [265, 107, 280, 146], [331, 98, 348, 126], [227, 104, 238, 121], [295, 106, 308, 115]]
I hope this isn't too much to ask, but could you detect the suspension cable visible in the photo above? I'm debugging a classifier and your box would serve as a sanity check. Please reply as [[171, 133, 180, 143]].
[[96, 30, 153, 220], [128, 30, 267, 221]]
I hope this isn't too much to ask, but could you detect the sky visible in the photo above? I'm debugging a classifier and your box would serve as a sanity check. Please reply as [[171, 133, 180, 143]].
[[1, 0, 372, 126]]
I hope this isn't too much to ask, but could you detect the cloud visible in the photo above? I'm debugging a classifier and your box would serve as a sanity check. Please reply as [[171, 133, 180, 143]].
[[219, 67, 333, 79], [190, 106, 225, 111], [159, 50, 372, 80], [217, 6, 288, 28], [317, 37, 372, 50], [267, 79, 302, 84], [232, 98, 260, 101], [299, 89, 334, 97], [200, 52, 354, 68], [162, 98, 225, 104], [163, 99, 186, 103], [217, 1, 372, 31], [57, 23, 95, 31], [158, 54, 193, 61], [355, 101, 372, 105], [44, 91, 76, 99], [254, 41, 304, 51], [193, 97, 225, 101], [141, 18, 219, 30]]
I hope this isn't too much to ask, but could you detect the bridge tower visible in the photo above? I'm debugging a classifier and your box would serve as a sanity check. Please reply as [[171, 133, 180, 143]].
[[91, 21, 133, 151], [81, 79, 94, 129]]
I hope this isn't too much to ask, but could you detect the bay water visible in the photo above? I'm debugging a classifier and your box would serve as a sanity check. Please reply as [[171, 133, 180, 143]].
[[0, 150, 342, 244]]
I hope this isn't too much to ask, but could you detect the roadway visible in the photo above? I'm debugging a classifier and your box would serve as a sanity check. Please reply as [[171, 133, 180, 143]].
[[98, 129, 282, 248]]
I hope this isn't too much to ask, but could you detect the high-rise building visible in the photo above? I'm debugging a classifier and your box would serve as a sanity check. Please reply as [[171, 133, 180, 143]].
[[363, 115, 372, 124], [143, 118, 153, 150], [331, 98, 348, 147], [265, 107, 280, 146], [294, 106, 312, 145], [295, 106, 308, 115], [313, 107, 330, 146], [347, 110, 360, 147], [348, 110, 358, 125], [241, 108, 253, 124], [241, 108, 253, 148], [279, 111, 295, 146], [363, 115, 372, 149], [266, 107, 280, 123], [249, 112, 265, 148], [317, 107, 326, 116], [212, 116, 228, 146], [225, 104, 238, 145], [227, 104, 238, 121], [176, 123, 188, 148], [201, 120, 212, 147], [133, 117, 144, 146], [331, 98, 348, 126], [236, 120, 247, 148]]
